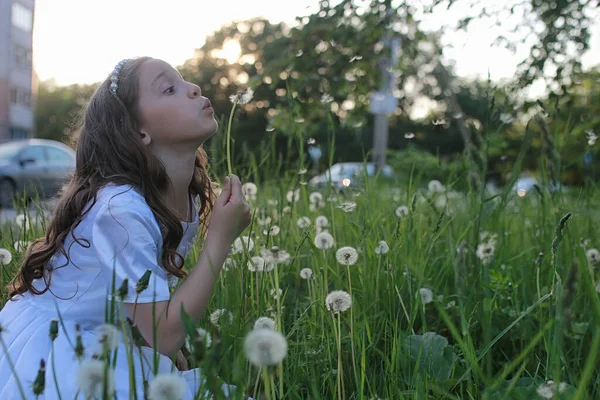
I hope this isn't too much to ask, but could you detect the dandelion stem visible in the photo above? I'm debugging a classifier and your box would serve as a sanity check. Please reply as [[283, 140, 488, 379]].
[[261, 366, 272, 400], [226, 102, 238, 178], [347, 269, 359, 392], [0, 335, 27, 400], [51, 341, 63, 400]]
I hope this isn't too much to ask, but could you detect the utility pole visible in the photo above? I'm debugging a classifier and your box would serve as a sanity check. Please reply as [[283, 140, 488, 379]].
[[369, 6, 401, 172]]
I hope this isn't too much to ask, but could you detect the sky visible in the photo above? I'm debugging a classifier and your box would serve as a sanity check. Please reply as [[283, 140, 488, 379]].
[[33, 0, 600, 93]]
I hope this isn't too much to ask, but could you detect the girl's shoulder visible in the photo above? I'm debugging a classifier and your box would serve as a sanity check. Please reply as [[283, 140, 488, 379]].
[[92, 183, 156, 221]]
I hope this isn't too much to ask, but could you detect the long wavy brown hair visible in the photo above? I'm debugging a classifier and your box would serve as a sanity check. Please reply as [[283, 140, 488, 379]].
[[8, 57, 216, 299]]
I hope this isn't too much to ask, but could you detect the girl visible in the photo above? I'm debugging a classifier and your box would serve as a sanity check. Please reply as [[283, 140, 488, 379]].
[[0, 57, 252, 399]]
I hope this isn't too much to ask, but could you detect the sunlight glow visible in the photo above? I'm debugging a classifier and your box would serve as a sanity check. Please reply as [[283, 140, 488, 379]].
[[214, 39, 242, 64]]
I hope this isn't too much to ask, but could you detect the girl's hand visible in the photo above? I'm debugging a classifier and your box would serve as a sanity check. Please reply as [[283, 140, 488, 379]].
[[175, 349, 189, 371], [207, 175, 251, 245]]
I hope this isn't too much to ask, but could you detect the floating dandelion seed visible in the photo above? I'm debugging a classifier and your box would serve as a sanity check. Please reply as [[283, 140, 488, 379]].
[[395, 205, 409, 217], [336, 246, 358, 266], [254, 316, 275, 331], [300, 268, 313, 280], [375, 240, 390, 255], [244, 328, 288, 367], [148, 374, 188, 400], [314, 232, 335, 250], [325, 290, 352, 313], [298, 168, 308, 175], [419, 288, 434, 305]]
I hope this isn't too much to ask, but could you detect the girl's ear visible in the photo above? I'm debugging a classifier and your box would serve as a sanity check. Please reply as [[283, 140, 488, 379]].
[[139, 130, 152, 146]]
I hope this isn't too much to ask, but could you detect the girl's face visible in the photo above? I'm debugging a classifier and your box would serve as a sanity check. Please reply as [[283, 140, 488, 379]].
[[136, 59, 217, 148]]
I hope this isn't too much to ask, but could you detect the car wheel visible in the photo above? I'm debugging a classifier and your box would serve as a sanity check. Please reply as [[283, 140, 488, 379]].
[[0, 179, 16, 209]]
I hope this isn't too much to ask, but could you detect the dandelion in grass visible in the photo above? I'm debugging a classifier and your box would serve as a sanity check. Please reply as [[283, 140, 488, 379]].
[[242, 182, 258, 201], [536, 380, 567, 399], [300, 268, 313, 280], [185, 327, 212, 353], [270, 288, 283, 300], [254, 316, 276, 331], [260, 246, 291, 265], [419, 288, 433, 305], [244, 328, 288, 367], [282, 206, 292, 215], [428, 180, 445, 193], [209, 309, 233, 328], [375, 240, 389, 255], [336, 246, 358, 266], [248, 256, 274, 272], [257, 215, 272, 226], [315, 215, 329, 232], [286, 189, 300, 203], [297, 216, 311, 229], [586, 248, 600, 266], [222, 258, 236, 272], [148, 373, 187, 400], [476, 242, 495, 265], [76, 359, 115, 398], [232, 236, 254, 254], [321, 93, 334, 103], [395, 205, 409, 218], [479, 231, 498, 245], [586, 129, 597, 146], [95, 324, 121, 352], [580, 238, 591, 249], [226, 87, 254, 176], [325, 290, 352, 313], [337, 201, 357, 213], [15, 213, 30, 230], [13, 240, 31, 253], [0, 248, 12, 265], [263, 225, 280, 236], [314, 232, 335, 250], [404, 132, 415, 139], [309, 192, 324, 206]]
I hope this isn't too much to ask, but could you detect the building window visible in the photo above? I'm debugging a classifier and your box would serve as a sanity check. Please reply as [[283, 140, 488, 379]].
[[10, 86, 32, 107], [12, 3, 33, 32], [14, 45, 33, 69]]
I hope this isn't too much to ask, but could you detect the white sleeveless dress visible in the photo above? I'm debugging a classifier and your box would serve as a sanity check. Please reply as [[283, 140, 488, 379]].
[[0, 184, 243, 399]]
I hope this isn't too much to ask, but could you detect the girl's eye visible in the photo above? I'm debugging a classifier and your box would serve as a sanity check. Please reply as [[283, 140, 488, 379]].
[[164, 86, 175, 94]]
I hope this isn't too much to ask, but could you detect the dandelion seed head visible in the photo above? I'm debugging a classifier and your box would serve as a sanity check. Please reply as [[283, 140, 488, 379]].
[[586, 248, 600, 266], [95, 324, 121, 352], [309, 192, 324, 206], [263, 225, 280, 236], [286, 189, 300, 203], [76, 359, 115, 398], [314, 232, 335, 250], [336, 246, 358, 266], [232, 236, 255, 254], [230, 87, 254, 105], [209, 309, 233, 328], [248, 256, 274, 272], [244, 328, 288, 367], [0, 248, 12, 265], [300, 268, 313, 280], [222, 258, 236, 271], [395, 205, 409, 217], [419, 288, 433, 305], [375, 240, 390, 255], [325, 290, 352, 313], [260, 246, 291, 265], [242, 182, 258, 199], [254, 316, 276, 331], [148, 373, 188, 400], [297, 216, 311, 229], [315, 216, 329, 229], [270, 288, 283, 300], [428, 180, 445, 193]]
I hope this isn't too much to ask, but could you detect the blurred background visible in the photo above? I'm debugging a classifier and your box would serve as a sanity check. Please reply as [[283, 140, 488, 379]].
[[1, 0, 600, 206]]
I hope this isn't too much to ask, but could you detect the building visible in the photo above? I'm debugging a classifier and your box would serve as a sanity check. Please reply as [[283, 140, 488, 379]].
[[0, 0, 35, 143]]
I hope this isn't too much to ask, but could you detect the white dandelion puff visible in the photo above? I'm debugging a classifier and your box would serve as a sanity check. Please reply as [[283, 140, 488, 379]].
[[297, 216, 311, 229], [321, 93, 334, 103], [286, 189, 300, 203], [76, 359, 115, 398], [428, 180, 445, 193], [242, 182, 258, 200], [263, 225, 280, 236], [337, 201, 357, 213], [325, 290, 352, 313], [254, 316, 276, 331], [186, 327, 213, 351], [148, 373, 188, 400], [499, 113, 515, 124], [13, 240, 31, 253], [232, 236, 255, 254], [222, 258, 236, 271], [229, 87, 254, 105], [300, 268, 313, 280], [95, 324, 121, 352], [260, 246, 291, 265], [282, 206, 292, 215], [536, 380, 567, 399], [336, 246, 358, 266], [476, 242, 496, 265], [314, 232, 335, 250], [0, 248, 12, 265], [586, 248, 600, 266], [15, 214, 30, 230], [309, 192, 324, 205], [209, 309, 233, 328], [247, 256, 274, 272], [270, 288, 283, 300], [419, 288, 433, 305], [244, 328, 288, 367], [374, 240, 390, 255], [395, 205, 409, 217], [315, 216, 329, 229]]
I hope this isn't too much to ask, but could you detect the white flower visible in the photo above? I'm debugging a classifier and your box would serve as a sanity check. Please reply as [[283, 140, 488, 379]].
[[586, 129, 598, 145], [286, 189, 300, 203], [314, 232, 335, 250], [499, 113, 515, 124], [95, 324, 121, 352], [309, 192, 324, 206], [476, 242, 495, 265], [297, 216, 311, 229], [76, 359, 115, 398], [282, 206, 292, 215], [229, 87, 254, 105], [260, 246, 291, 265], [232, 236, 255, 254], [479, 231, 498, 245], [325, 290, 352, 313], [148, 373, 187, 400], [536, 380, 567, 399], [270, 288, 283, 300], [321, 93, 334, 103], [586, 248, 600, 266], [186, 327, 213, 351], [209, 309, 233, 328], [15, 214, 30, 230], [337, 201, 357, 213], [267, 199, 278, 206], [257, 215, 272, 226], [336, 246, 358, 266], [300, 268, 313, 280], [374, 240, 389, 255], [395, 205, 409, 217], [222, 258, 236, 271], [244, 328, 288, 367], [315, 216, 329, 230], [428, 180, 445, 193], [419, 288, 433, 305], [263, 225, 280, 236], [242, 182, 258, 200], [13, 240, 31, 253], [0, 248, 12, 265], [254, 316, 276, 331], [248, 256, 274, 272], [298, 168, 307, 175]]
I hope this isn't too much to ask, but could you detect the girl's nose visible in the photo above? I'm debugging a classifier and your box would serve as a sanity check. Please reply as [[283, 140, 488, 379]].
[[189, 83, 201, 98]]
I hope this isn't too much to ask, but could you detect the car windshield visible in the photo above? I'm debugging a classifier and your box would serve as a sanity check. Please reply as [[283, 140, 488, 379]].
[[0, 143, 24, 161]]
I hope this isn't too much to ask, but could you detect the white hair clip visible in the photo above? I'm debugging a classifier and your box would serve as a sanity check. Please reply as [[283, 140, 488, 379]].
[[110, 59, 129, 96]]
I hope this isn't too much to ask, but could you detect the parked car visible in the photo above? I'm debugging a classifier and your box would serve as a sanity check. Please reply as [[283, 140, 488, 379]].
[[0, 139, 76, 208], [513, 176, 564, 196], [309, 162, 395, 190]]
